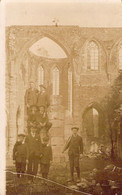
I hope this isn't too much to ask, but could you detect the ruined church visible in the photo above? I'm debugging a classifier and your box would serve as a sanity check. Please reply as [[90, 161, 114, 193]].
[[6, 26, 122, 163]]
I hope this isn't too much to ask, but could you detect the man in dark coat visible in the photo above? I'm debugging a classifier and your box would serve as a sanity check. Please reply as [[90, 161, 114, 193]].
[[40, 136, 52, 179], [13, 134, 28, 178], [36, 106, 52, 134], [25, 127, 41, 183], [27, 105, 38, 132], [62, 127, 83, 182], [36, 85, 50, 109], [25, 82, 38, 111]]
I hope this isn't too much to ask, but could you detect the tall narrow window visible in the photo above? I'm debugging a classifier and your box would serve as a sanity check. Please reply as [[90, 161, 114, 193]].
[[119, 44, 122, 70], [87, 41, 99, 70], [68, 67, 72, 115], [38, 65, 44, 86], [52, 67, 59, 95]]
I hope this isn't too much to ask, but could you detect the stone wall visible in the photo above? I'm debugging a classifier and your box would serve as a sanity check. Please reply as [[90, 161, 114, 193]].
[[6, 25, 122, 162]]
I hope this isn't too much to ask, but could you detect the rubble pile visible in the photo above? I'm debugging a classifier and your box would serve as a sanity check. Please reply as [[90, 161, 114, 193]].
[[68, 164, 122, 195]]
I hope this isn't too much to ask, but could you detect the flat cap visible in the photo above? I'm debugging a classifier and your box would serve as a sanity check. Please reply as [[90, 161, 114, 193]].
[[71, 127, 79, 130], [18, 134, 26, 137]]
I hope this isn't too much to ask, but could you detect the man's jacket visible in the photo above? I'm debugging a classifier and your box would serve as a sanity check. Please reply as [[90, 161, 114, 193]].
[[40, 144, 52, 164], [25, 88, 38, 106], [25, 134, 41, 157], [13, 141, 28, 162], [63, 135, 83, 156]]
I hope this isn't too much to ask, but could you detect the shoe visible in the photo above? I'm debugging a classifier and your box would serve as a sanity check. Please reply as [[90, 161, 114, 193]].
[[67, 178, 74, 183], [76, 179, 81, 183]]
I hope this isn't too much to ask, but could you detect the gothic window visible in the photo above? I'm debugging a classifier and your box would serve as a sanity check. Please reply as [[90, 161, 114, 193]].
[[52, 67, 59, 95], [83, 107, 99, 138], [87, 41, 99, 70], [68, 67, 72, 115], [119, 44, 122, 70], [38, 65, 44, 86]]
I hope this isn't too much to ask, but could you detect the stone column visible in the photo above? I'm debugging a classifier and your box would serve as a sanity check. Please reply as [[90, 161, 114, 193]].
[[48, 95, 65, 162], [8, 60, 17, 161]]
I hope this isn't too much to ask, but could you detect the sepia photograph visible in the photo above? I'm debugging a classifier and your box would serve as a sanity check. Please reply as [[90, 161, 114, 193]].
[[2, 0, 122, 194]]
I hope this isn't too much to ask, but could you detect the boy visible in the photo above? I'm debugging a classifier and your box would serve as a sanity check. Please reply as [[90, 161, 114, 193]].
[[13, 134, 28, 178], [40, 137, 52, 179], [25, 127, 41, 183]]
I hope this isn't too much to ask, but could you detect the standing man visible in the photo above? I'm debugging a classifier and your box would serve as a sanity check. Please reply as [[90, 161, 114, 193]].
[[62, 127, 83, 182], [13, 134, 28, 178], [25, 82, 38, 111], [25, 127, 41, 183], [36, 85, 50, 109]]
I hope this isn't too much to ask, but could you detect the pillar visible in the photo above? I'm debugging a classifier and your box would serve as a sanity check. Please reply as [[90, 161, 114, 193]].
[[7, 60, 17, 162], [48, 95, 65, 162]]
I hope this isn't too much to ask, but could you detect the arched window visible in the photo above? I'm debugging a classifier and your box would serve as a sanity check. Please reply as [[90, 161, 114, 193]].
[[38, 65, 44, 86], [68, 67, 72, 115], [119, 44, 122, 70], [83, 107, 99, 138], [52, 67, 59, 95], [87, 41, 99, 70]]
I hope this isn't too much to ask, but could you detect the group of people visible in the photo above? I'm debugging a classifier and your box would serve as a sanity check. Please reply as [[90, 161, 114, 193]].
[[13, 126, 84, 183], [13, 127, 52, 183], [13, 81, 84, 183], [13, 81, 53, 183], [25, 81, 52, 136]]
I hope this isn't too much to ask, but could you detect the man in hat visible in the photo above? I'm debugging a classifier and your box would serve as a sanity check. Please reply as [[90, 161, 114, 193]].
[[62, 127, 83, 182], [13, 134, 28, 178], [36, 105, 52, 134], [25, 127, 41, 183], [25, 82, 38, 110], [36, 85, 50, 109]]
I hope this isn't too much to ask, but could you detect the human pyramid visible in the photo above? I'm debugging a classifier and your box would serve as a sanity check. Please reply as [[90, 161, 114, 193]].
[[25, 81, 52, 137], [13, 81, 53, 183]]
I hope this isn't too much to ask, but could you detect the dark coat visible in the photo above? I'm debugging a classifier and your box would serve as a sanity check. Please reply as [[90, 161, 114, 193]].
[[63, 135, 83, 156], [27, 113, 38, 128], [40, 144, 52, 164], [13, 141, 28, 162], [25, 88, 38, 106], [25, 134, 41, 157], [36, 92, 50, 108], [36, 112, 48, 125]]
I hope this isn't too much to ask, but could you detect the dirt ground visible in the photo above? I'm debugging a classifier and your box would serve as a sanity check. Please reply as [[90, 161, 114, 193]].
[[6, 158, 122, 195]]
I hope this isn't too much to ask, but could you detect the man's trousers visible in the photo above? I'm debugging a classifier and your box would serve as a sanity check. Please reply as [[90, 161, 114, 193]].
[[69, 155, 80, 180], [15, 161, 26, 178]]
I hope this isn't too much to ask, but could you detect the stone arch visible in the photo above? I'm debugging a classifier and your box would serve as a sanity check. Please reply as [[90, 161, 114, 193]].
[[82, 37, 107, 53], [110, 38, 122, 59], [80, 37, 108, 73], [16, 33, 70, 72], [109, 38, 122, 72], [82, 102, 105, 141], [82, 102, 104, 118]]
